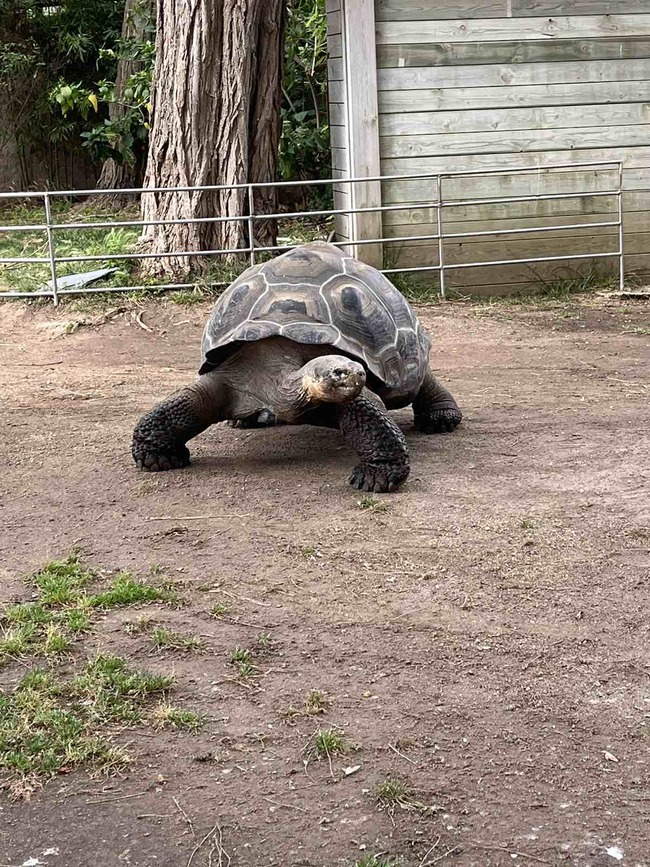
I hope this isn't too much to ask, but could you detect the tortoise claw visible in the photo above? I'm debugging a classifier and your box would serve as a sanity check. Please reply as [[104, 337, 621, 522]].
[[348, 462, 408, 493], [133, 445, 190, 472], [414, 407, 462, 434]]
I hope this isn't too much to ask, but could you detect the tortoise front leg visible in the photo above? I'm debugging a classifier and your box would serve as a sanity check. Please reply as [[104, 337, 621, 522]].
[[132, 371, 227, 471], [337, 393, 410, 493]]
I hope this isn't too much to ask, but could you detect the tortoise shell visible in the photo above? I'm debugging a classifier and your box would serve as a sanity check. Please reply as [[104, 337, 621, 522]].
[[199, 241, 431, 397]]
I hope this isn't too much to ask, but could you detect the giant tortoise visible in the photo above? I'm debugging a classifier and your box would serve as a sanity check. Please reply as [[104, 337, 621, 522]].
[[132, 241, 462, 492]]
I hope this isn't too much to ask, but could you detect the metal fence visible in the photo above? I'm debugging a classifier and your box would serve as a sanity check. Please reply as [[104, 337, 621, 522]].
[[0, 160, 625, 304]]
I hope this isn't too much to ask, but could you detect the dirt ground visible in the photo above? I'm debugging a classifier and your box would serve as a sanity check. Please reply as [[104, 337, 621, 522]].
[[0, 294, 649, 867]]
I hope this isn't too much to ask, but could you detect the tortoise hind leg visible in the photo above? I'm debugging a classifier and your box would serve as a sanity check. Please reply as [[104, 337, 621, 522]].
[[413, 370, 462, 434], [132, 371, 227, 471]]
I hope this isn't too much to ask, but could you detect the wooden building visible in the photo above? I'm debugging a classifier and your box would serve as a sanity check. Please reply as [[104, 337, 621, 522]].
[[326, 1, 650, 294]]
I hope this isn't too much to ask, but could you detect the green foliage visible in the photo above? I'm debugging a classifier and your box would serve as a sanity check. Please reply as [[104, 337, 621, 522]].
[[0, 0, 126, 182], [280, 0, 331, 191], [50, 0, 155, 167]]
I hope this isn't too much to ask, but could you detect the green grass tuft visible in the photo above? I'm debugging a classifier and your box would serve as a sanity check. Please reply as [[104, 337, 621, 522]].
[[42, 624, 70, 657], [150, 627, 203, 652], [352, 857, 403, 867], [32, 552, 94, 606], [62, 607, 92, 634], [88, 572, 175, 608], [3, 603, 52, 625], [356, 496, 390, 513], [0, 655, 172, 784], [314, 727, 348, 759], [229, 647, 253, 665], [71, 655, 173, 724], [152, 703, 205, 731], [0, 624, 37, 661], [376, 777, 410, 808]]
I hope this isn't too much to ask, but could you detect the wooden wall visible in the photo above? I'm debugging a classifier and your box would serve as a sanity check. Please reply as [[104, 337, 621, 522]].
[[329, 1, 650, 294]]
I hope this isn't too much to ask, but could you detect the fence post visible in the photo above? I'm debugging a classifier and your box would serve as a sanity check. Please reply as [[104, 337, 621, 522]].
[[617, 162, 625, 291], [247, 184, 256, 266], [436, 175, 446, 300], [43, 192, 59, 305]]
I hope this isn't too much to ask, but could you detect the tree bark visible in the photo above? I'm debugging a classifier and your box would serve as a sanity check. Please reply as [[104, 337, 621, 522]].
[[140, 0, 285, 278], [97, 0, 155, 200]]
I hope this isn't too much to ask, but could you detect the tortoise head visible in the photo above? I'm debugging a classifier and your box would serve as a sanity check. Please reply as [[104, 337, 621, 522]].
[[302, 355, 366, 403]]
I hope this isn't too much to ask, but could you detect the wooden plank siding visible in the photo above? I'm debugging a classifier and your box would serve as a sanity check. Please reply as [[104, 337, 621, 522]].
[[373, 3, 650, 290]]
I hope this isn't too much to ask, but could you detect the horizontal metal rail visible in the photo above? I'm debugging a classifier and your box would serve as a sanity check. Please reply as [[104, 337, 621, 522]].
[[0, 159, 621, 200], [0, 160, 625, 303]]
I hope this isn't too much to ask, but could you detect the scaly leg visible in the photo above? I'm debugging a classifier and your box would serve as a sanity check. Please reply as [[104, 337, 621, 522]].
[[413, 370, 462, 434], [132, 371, 227, 471], [337, 393, 409, 493]]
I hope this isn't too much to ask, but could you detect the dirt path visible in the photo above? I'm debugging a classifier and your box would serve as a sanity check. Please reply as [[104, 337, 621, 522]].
[[1, 296, 649, 867]]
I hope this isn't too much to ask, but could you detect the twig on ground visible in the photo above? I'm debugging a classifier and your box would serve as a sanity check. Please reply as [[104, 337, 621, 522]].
[[388, 742, 418, 765], [427, 845, 464, 864], [187, 822, 230, 867], [262, 796, 308, 813], [173, 797, 196, 836], [470, 843, 550, 864], [418, 837, 440, 866], [219, 589, 272, 608], [134, 310, 153, 332], [85, 789, 150, 805], [146, 513, 252, 521]]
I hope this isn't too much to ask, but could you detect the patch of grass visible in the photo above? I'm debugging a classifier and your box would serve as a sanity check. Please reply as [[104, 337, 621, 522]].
[[474, 264, 621, 309], [519, 518, 536, 530], [3, 603, 52, 625], [285, 688, 330, 720], [42, 624, 70, 657], [125, 615, 155, 635], [62, 607, 92, 634], [0, 202, 141, 296], [236, 661, 257, 678], [376, 777, 410, 808], [314, 727, 348, 759], [353, 857, 402, 867], [373, 776, 440, 818], [0, 625, 37, 661], [0, 656, 174, 788], [306, 689, 329, 714], [356, 496, 390, 513], [229, 647, 253, 665], [168, 287, 217, 305], [228, 646, 257, 679], [88, 572, 175, 608], [256, 632, 274, 650], [71, 655, 172, 724], [209, 602, 231, 619], [152, 703, 205, 731], [32, 552, 94, 606], [151, 627, 203, 652], [301, 545, 323, 560]]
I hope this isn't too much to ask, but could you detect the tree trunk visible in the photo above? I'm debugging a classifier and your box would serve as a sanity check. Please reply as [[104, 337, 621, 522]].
[[140, 0, 285, 278], [97, 0, 155, 201]]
